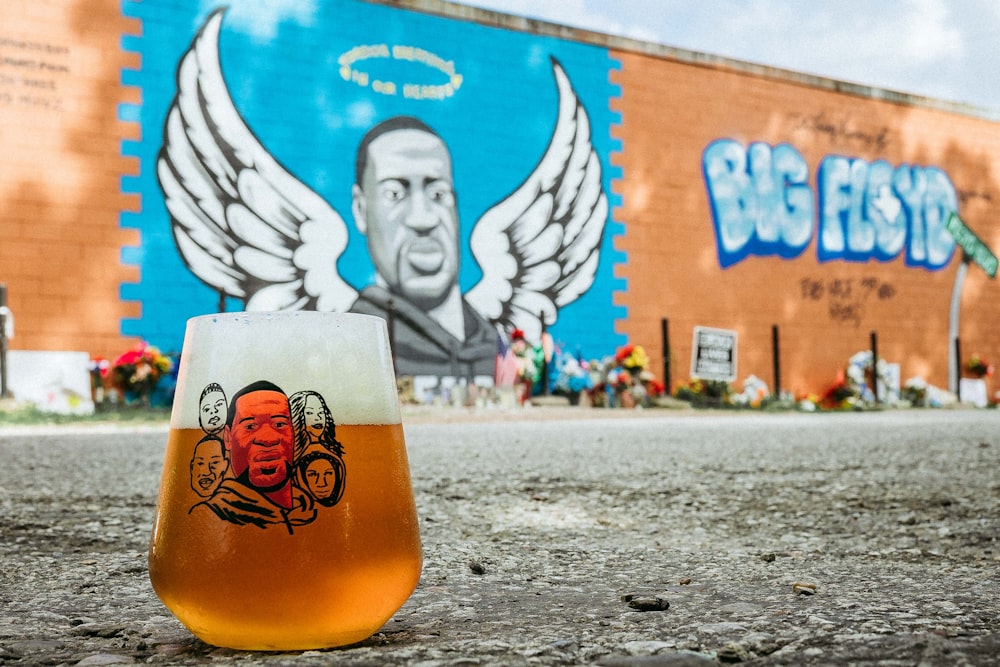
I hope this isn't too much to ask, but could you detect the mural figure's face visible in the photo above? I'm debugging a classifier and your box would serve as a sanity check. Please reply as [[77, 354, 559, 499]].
[[199, 389, 227, 434], [304, 457, 336, 500], [225, 390, 294, 491], [189, 437, 229, 497], [303, 393, 326, 442], [353, 129, 459, 309]]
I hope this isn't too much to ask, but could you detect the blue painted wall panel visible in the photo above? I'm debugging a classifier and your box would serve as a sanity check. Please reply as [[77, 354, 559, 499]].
[[123, 0, 626, 366]]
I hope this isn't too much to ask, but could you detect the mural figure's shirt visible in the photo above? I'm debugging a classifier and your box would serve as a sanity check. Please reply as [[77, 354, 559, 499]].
[[191, 478, 316, 533], [350, 285, 497, 378]]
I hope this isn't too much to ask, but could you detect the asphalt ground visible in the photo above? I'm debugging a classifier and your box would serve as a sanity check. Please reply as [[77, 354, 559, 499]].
[[1, 406, 998, 665]]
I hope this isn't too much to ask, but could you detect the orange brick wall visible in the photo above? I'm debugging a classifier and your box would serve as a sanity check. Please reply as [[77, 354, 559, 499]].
[[0, 0, 140, 360], [3, 0, 1000, 399], [611, 51, 1000, 397]]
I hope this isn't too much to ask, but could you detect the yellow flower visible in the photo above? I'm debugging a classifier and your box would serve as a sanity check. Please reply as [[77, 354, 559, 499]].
[[625, 345, 648, 369]]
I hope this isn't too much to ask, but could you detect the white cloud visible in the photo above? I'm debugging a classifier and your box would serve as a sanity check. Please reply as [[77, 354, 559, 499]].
[[895, 0, 965, 63], [406, 0, 1000, 112]]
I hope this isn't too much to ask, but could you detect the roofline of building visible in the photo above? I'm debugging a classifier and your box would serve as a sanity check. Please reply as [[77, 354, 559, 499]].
[[371, 0, 1000, 122]]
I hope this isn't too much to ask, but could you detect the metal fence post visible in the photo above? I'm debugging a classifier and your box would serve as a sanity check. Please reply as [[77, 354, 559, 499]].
[[540, 310, 549, 395], [771, 324, 781, 398], [954, 336, 962, 402], [870, 330, 879, 405], [661, 318, 671, 395]]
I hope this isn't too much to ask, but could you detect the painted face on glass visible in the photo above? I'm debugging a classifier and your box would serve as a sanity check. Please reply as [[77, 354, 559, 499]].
[[303, 393, 326, 443], [225, 390, 294, 491], [199, 389, 227, 434], [353, 128, 459, 309], [189, 436, 228, 497], [304, 457, 336, 500]]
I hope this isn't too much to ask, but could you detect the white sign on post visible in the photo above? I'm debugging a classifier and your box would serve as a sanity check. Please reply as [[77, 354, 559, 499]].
[[691, 326, 738, 382]]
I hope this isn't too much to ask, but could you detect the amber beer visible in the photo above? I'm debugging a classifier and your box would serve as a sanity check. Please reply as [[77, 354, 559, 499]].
[[148, 312, 421, 650]]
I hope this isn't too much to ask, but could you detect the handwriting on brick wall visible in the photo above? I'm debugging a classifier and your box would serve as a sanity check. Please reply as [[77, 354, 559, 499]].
[[799, 276, 896, 327], [0, 37, 70, 111]]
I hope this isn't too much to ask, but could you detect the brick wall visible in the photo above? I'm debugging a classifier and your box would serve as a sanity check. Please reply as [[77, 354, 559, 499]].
[[2, 0, 998, 399], [0, 0, 141, 360], [612, 50, 1000, 395]]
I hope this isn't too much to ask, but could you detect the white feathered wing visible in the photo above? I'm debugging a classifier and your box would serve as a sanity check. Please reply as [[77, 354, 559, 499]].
[[465, 58, 608, 344], [157, 8, 357, 313]]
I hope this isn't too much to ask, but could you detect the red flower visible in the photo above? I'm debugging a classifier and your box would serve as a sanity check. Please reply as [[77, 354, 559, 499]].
[[614, 344, 634, 363], [113, 346, 144, 367]]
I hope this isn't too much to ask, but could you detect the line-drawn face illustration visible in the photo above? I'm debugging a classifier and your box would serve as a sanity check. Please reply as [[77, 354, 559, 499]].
[[303, 393, 327, 443], [289, 389, 344, 460], [199, 383, 228, 434], [189, 434, 229, 497], [304, 457, 336, 499], [296, 451, 346, 508], [352, 123, 459, 310], [226, 385, 294, 491]]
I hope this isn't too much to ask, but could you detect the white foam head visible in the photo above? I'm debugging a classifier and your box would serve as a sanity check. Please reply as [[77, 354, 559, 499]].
[[170, 312, 401, 428]]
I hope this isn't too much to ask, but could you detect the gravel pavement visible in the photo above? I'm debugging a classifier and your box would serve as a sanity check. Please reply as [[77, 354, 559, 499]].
[[0, 407, 998, 665]]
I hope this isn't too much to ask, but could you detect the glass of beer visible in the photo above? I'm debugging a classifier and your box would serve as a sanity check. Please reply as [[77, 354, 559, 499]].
[[148, 311, 421, 650]]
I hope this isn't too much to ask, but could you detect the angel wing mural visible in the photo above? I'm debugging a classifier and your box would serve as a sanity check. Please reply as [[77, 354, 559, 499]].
[[158, 8, 609, 378]]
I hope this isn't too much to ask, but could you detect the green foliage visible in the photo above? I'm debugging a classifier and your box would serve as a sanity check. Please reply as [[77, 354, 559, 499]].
[[0, 402, 169, 426], [673, 378, 733, 407]]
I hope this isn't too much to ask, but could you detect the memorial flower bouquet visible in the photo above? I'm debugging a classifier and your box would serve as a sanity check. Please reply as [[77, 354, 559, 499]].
[[818, 375, 857, 410], [900, 377, 928, 407], [604, 364, 638, 407], [675, 377, 732, 406], [605, 344, 670, 407], [964, 354, 993, 378], [615, 344, 649, 373], [111, 341, 174, 403], [553, 356, 594, 401], [606, 366, 634, 393]]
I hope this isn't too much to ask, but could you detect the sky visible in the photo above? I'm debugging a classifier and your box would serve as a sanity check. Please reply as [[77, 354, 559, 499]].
[[451, 0, 1000, 118]]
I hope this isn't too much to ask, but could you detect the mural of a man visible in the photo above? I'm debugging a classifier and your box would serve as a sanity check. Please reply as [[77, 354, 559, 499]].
[[159, 10, 608, 383], [191, 380, 315, 532], [349, 116, 496, 378]]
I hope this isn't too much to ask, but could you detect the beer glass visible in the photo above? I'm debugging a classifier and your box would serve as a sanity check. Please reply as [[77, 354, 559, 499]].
[[148, 312, 421, 650]]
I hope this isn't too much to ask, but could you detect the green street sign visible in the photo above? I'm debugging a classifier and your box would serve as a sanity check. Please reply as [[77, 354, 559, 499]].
[[946, 213, 998, 278]]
